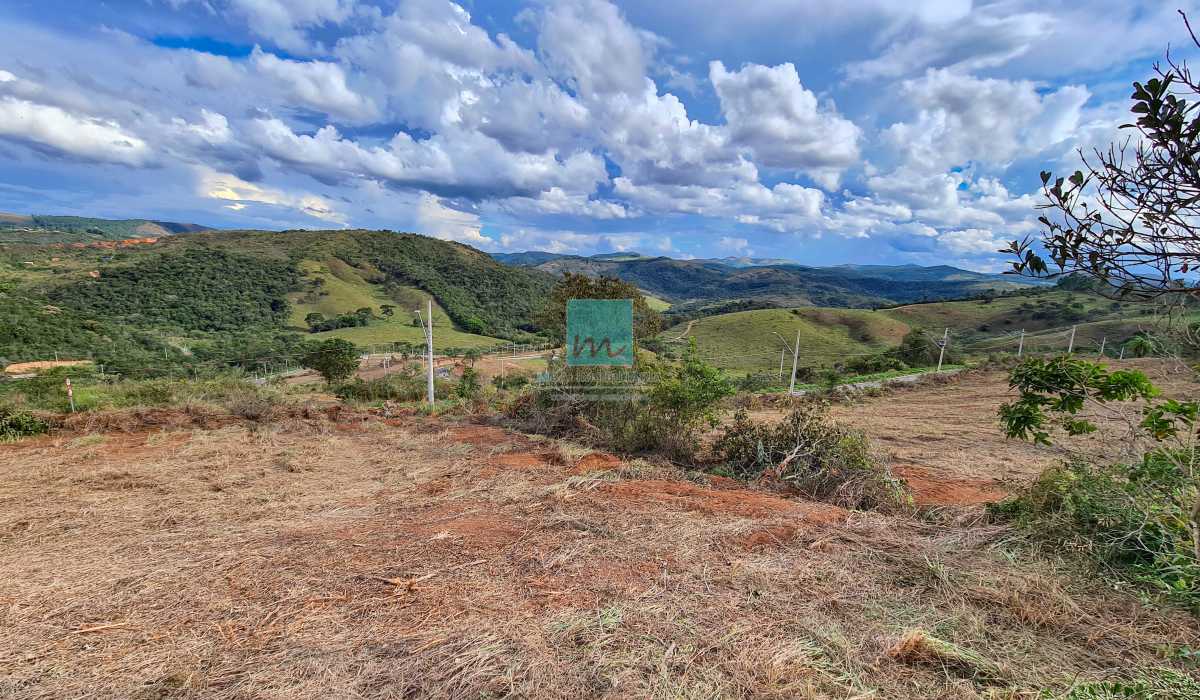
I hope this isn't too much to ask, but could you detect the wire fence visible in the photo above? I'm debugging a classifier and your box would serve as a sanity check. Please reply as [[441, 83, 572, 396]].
[[5, 320, 1159, 384]]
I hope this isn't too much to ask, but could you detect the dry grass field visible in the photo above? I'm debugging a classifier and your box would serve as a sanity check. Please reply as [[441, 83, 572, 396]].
[[2, 393, 1199, 698], [747, 359, 1200, 507]]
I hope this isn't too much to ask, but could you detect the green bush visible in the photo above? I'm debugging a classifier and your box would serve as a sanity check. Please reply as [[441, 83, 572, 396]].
[[990, 449, 1199, 612], [455, 367, 481, 399], [492, 371, 530, 390], [712, 403, 909, 510], [334, 372, 455, 403], [0, 406, 48, 441], [842, 353, 907, 375], [1044, 667, 1200, 698], [735, 372, 781, 392], [506, 341, 733, 461]]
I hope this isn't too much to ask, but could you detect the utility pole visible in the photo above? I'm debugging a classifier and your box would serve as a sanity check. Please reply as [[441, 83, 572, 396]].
[[1098, 337, 1106, 358], [425, 298, 434, 406], [65, 377, 75, 413], [1017, 329, 1025, 358], [788, 328, 801, 394], [778, 347, 785, 380], [1119, 345, 1125, 360], [936, 328, 948, 372], [1067, 325, 1076, 354]]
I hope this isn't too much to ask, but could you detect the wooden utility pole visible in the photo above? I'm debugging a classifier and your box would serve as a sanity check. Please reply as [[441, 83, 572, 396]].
[[1098, 337, 1107, 358], [778, 347, 785, 380], [936, 328, 948, 372], [1017, 329, 1024, 357], [1067, 325, 1077, 354]]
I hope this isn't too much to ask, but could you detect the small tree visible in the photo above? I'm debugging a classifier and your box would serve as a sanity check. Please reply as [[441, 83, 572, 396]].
[[304, 312, 325, 330], [536, 273, 662, 344], [998, 355, 1198, 566], [301, 339, 359, 384], [893, 328, 947, 367], [380, 304, 395, 318], [1009, 12, 1200, 300]]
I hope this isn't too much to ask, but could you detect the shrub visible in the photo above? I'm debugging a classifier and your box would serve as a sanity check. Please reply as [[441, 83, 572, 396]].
[[893, 328, 954, 368], [735, 372, 780, 392], [1046, 668, 1200, 699], [0, 406, 48, 441], [842, 353, 906, 376], [335, 376, 442, 403], [455, 367, 481, 399], [492, 371, 530, 391], [995, 355, 1200, 611], [301, 339, 359, 383], [713, 403, 909, 510], [506, 340, 733, 461], [991, 450, 1199, 612]]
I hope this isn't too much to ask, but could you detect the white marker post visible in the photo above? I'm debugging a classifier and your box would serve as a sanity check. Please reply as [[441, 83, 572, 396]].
[[425, 299, 435, 406], [936, 328, 949, 372], [65, 377, 75, 413], [788, 328, 801, 394], [1017, 329, 1025, 357], [1067, 325, 1077, 354], [1098, 337, 1106, 358]]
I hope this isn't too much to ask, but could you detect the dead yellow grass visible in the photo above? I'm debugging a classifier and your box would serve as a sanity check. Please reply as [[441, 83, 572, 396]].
[[0, 409, 1197, 698], [745, 359, 1200, 507]]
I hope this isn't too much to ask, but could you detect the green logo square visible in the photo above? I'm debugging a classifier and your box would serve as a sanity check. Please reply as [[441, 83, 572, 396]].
[[566, 299, 634, 366]]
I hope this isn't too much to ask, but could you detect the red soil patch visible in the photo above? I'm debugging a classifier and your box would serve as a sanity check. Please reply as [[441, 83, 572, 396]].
[[446, 424, 516, 448], [412, 515, 524, 549], [571, 452, 622, 474], [602, 479, 848, 522], [734, 525, 800, 551], [897, 465, 1006, 506]]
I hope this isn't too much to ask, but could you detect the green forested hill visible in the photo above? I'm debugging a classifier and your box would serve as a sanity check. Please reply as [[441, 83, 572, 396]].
[[0, 229, 554, 374], [0, 213, 212, 244], [526, 255, 1036, 307]]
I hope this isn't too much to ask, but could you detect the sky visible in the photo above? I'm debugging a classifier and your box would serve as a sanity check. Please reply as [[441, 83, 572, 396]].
[[0, 0, 1195, 270]]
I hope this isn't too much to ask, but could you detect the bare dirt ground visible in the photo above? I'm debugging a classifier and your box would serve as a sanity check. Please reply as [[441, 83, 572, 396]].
[[748, 359, 1200, 507], [2, 408, 1197, 698]]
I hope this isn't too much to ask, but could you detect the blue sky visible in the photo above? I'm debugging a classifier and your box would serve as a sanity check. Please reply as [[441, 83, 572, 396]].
[[0, 0, 1194, 269]]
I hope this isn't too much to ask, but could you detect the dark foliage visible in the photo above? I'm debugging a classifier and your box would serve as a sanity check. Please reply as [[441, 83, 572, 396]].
[[48, 248, 298, 332]]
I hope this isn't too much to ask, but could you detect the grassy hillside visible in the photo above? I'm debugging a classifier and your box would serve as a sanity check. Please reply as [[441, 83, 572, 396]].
[[287, 257, 504, 350], [658, 307, 909, 375], [657, 288, 1194, 375], [878, 290, 1159, 353]]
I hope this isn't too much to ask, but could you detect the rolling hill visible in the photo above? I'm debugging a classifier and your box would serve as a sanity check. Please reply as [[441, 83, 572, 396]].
[[658, 288, 1192, 376], [0, 213, 214, 245], [0, 229, 553, 374], [494, 250, 1040, 308], [657, 307, 910, 375]]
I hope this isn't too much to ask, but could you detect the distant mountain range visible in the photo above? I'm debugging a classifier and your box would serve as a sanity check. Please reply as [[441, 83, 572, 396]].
[[0, 213, 214, 244], [490, 250, 1041, 308]]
